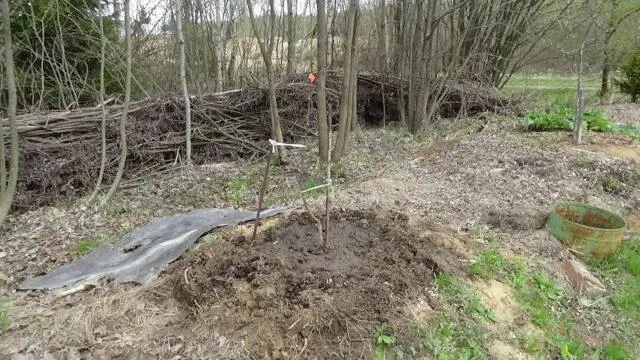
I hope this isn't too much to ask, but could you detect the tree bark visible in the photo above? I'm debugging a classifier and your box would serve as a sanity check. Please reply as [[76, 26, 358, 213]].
[[0, 0, 20, 224], [408, 0, 425, 134], [332, 0, 358, 161], [316, 0, 330, 162], [177, 0, 192, 164], [103, 0, 132, 204], [286, 0, 296, 74], [213, 0, 223, 91], [376, 0, 387, 73], [89, 0, 108, 203]]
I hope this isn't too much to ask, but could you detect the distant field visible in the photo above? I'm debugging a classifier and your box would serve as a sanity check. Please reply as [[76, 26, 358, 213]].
[[502, 74, 602, 107]]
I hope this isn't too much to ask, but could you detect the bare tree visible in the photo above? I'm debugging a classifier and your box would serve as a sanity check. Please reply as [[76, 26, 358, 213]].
[[177, 0, 192, 164], [89, 0, 108, 203], [246, 0, 285, 158], [103, 0, 133, 204], [0, 0, 20, 224], [316, 0, 330, 162]]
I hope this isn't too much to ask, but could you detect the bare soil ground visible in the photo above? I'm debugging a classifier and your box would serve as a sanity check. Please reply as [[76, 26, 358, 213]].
[[1, 105, 640, 359]]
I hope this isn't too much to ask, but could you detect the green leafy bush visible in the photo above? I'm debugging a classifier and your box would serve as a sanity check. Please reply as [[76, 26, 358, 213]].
[[615, 45, 640, 103], [518, 106, 640, 140]]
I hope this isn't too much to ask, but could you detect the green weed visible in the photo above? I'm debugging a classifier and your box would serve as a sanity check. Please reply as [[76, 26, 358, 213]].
[[201, 233, 219, 245], [602, 178, 623, 194], [468, 248, 505, 280], [571, 154, 591, 168], [227, 178, 250, 205], [71, 236, 104, 257], [373, 324, 397, 360], [424, 317, 487, 360]]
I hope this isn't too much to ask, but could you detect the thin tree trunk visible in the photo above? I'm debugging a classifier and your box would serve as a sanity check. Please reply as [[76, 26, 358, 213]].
[[316, 0, 330, 162], [246, 0, 285, 158], [177, 0, 192, 164], [103, 0, 132, 204], [89, 0, 108, 202], [329, 0, 337, 69], [376, 0, 387, 73], [286, 0, 296, 74], [408, 0, 425, 134], [0, 0, 20, 224], [332, 0, 358, 161], [349, 4, 359, 133], [213, 0, 223, 91], [600, 29, 614, 97]]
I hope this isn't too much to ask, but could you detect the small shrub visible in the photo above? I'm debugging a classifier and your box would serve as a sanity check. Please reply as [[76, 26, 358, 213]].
[[615, 45, 640, 103]]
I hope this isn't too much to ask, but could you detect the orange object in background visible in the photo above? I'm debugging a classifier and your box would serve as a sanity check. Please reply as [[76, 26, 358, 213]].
[[308, 73, 317, 84]]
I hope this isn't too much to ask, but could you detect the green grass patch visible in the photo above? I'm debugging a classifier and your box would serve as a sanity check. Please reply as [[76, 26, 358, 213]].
[[589, 239, 640, 321], [0, 296, 10, 333], [424, 314, 487, 360], [302, 178, 325, 196], [602, 342, 629, 360], [469, 248, 590, 357], [227, 178, 251, 205], [468, 248, 505, 280], [71, 236, 104, 257], [417, 273, 497, 358], [503, 74, 599, 107]]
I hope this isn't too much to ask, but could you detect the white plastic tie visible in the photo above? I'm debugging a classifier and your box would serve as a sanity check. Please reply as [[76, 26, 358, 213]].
[[268, 139, 306, 153], [301, 178, 332, 194]]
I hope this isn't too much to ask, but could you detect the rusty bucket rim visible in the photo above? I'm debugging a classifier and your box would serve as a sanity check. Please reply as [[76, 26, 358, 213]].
[[551, 202, 627, 232]]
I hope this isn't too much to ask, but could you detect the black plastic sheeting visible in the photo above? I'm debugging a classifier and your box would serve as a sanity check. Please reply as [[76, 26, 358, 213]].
[[19, 207, 286, 290]]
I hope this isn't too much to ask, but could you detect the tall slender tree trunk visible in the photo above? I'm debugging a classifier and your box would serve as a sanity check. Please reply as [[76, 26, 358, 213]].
[[408, 0, 425, 134], [177, 0, 192, 164], [0, 0, 20, 224], [246, 0, 285, 158], [213, 0, 223, 91], [286, 0, 296, 75], [376, 0, 387, 73], [103, 0, 132, 204], [89, 0, 108, 202], [332, 0, 358, 161], [316, 0, 330, 162]]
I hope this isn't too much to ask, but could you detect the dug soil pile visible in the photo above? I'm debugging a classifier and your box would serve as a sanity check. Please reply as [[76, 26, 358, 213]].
[[169, 209, 464, 359]]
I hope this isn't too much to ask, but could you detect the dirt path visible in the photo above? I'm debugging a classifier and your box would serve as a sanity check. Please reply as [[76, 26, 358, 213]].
[[1, 112, 640, 359]]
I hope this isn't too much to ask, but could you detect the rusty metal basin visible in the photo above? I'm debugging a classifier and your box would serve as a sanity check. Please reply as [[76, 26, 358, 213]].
[[547, 202, 626, 258]]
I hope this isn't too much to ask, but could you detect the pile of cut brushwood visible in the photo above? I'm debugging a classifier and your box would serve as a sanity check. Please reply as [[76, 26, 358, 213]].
[[2, 74, 515, 211]]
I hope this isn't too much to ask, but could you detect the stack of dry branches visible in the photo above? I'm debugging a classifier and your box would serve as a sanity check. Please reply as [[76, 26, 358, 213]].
[[2, 74, 514, 211]]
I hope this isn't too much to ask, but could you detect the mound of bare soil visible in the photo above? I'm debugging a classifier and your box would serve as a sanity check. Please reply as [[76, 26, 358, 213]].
[[169, 209, 459, 359]]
